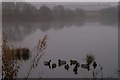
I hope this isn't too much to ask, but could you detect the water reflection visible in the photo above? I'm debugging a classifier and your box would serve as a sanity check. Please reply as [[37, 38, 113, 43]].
[[2, 19, 118, 78], [3, 18, 117, 42], [2, 5, 118, 42], [15, 48, 30, 61]]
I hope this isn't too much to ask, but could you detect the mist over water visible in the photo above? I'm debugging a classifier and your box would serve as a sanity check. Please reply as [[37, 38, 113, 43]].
[[2, 2, 118, 78]]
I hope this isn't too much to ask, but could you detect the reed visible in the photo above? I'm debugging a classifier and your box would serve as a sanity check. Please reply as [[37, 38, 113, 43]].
[[2, 33, 48, 79], [2, 33, 20, 79], [86, 54, 95, 65], [26, 34, 48, 78]]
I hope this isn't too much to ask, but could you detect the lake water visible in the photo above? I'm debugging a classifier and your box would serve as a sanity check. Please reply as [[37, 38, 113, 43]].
[[3, 20, 118, 78]]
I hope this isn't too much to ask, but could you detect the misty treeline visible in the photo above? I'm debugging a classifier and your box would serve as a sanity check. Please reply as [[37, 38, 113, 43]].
[[100, 6, 118, 25], [2, 2, 85, 22], [2, 2, 117, 22]]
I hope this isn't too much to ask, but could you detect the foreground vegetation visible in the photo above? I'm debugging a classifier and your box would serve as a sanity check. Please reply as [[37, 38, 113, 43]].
[[1, 33, 118, 79], [2, 33, 48, 79]]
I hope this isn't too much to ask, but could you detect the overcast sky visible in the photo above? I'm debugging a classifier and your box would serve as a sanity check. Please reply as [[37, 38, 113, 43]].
[[30, 2, 117, 10], [1, 0, 119, 2], [1, 0, 118, 10]]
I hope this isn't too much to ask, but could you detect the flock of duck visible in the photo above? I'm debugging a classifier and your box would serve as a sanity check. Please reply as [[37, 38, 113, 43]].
[[44, 59, 97, 75]]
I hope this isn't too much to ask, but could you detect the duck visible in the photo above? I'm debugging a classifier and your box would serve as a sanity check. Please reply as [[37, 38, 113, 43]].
[[73, 63, 80, 75], [52, 63, 57, 69], [93, 61, 97, 69], [70, 60, 78, 65], [58, 59, 66, 66], [75, 62, 80, 68], [81, 63, 90, 71], [44, 60, 51, 68], [64, 64, 69, 71], [73, 66, 78, 75]]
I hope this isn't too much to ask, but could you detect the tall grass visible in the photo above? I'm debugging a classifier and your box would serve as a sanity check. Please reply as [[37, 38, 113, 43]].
[[2, 33, 48, 79], [2, 33, 20, 79]]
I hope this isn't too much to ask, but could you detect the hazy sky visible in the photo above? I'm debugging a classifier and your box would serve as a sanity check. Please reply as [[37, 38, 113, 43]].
[[1, 0, 118, 10], [1, 0, 119, 2], [30, 2, 117, 10]]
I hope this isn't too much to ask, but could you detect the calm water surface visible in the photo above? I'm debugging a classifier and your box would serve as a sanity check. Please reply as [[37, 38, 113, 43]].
[[3, 21, 118, 78]]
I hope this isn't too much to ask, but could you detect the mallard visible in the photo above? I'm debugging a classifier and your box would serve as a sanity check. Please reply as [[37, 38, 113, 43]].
[[44, 60, 51, 68], [73, 63, 80, 75], [81, 64, 90, 71], [93, 61, 97, 69], [73, 66, 78, 75], [58, 59, 66, 66], [64, 64, 69, 71], [70, 60, 78, 65], [75, 62, 80, 68], [52, 63, 57, 69]]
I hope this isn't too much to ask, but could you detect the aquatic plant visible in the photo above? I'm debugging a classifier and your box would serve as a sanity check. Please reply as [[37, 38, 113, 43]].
[[91, 63, 103, 79], [86, 54, 95, 65]]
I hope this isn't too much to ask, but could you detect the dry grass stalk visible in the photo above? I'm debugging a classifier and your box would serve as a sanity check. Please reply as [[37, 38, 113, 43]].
[[26, 34, 48, 78], [86, 54, 95, 65], [2, 33, 31, 79], [2, 33, 48, 79], [2, 33, 20, 79]]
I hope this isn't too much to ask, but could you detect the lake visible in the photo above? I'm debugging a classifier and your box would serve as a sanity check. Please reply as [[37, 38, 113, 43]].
[[2, 19, 118, 78]]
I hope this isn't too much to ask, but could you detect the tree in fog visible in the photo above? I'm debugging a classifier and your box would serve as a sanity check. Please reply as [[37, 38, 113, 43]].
[[74, 8, 85, 20], [2, 2, 85, 22], [100, 6, 117, 25], [38, 5, 53, 21], [22, 3, 38, 21], [53, 5, 65, 20], [2, 2, 38, 21], [64, 9, 74, 20], [2, 2, 15, 15], [2, 2, 16, 21]]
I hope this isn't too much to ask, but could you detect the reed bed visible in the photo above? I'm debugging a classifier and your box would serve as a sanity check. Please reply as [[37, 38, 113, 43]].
[[2, 33, 48, 79]]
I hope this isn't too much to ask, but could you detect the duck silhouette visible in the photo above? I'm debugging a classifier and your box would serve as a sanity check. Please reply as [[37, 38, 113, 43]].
[[75, 62, 80, 68], [64, 64, 69, 71], [73, 67, 78, 75], [73, 65, 78, 75], [81, 64, 90, 71], [58, 59, 66, 66], [70, 60, 78, 65], [93, 61, 97, 69], [44, 60, 51, 68], [73, 63, 80, 75], [52, 63, 57, 69]]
